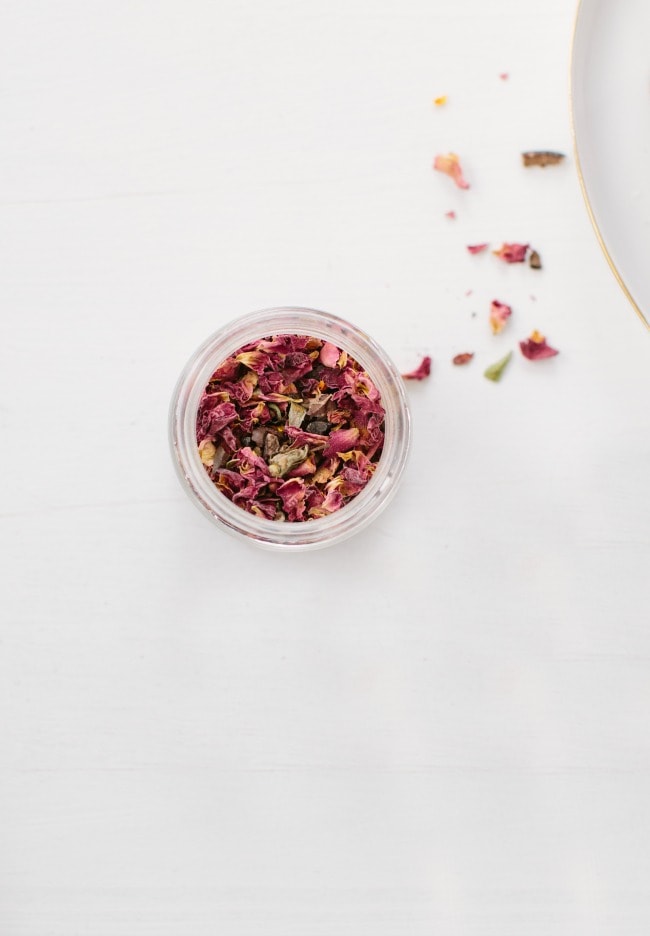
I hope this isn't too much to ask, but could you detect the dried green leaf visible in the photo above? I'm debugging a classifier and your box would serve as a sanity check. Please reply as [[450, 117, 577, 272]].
[[484, 351, 513, 382]]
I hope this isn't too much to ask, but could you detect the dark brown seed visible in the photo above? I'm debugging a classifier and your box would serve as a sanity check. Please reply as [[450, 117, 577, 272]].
[[529, 250, 542, 269], [305, 419, 330, 435], [521, 151, 565, 168]]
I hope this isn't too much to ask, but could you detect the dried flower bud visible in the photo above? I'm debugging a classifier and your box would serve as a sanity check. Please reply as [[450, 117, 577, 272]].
[[268, 446, 310, 478]]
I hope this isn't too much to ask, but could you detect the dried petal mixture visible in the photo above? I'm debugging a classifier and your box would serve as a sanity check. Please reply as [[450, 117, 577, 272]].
[[196, 335, 385, 522]]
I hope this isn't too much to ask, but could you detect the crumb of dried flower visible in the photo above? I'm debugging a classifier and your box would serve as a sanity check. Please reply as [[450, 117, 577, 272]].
[[529, 249, 542, 269], [434, 95, 448, 106], [489, 300, 512, 335], [467, 243, 489, 254], [433, 153, 470, 189], [445, 210, 456, 219], [402, 356, 432, 380], [499, 72, 509, 81], [493, 242, 529, 263], [484, 351, 513, 382], [522, 151, 565, 168], [453, 353, 474, 366]]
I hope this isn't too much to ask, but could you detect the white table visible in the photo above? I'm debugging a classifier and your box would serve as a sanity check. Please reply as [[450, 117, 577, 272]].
[[2, 1, 649, 933]]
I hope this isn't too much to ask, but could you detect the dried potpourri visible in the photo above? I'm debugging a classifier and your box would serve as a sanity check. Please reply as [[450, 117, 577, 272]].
[[520, 331, 559, 360], [467, 243, 489, 254], [522, 151, 565, 168], [196, 335, 386, 522], [529, 249, 542, 269], [401, 356, 432, 380]]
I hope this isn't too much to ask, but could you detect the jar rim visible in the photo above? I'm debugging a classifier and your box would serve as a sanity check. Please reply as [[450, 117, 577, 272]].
[[169, 307, 411, 550]]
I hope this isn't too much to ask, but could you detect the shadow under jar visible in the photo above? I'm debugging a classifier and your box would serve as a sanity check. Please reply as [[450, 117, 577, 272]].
[[169, 307, 411, 551]]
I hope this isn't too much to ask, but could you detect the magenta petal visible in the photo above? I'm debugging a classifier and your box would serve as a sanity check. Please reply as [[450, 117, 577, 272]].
[[401, 356, 432, 380], [323, 427, 360, 459]]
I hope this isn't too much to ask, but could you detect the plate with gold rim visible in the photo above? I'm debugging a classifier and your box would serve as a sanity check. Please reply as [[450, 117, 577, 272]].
[[571, 0, 650, 329]]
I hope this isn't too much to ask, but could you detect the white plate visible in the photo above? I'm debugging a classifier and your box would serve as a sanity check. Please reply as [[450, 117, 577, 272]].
[[571, 0, 650, 328]]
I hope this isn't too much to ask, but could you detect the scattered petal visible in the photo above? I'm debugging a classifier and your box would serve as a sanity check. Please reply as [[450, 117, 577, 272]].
[[401, 356, 432, 381], [519, 331, 559, 360], [493, 242, 528, 263], [522, 151, 565, 168], [484, 351, 513, 382], [489, 300, 512, 335], [433, 95, 448, 106], [529, 249, 542, 269], [445, 210, 456, 219], [467, 243, 489, 254], [465, 289, 474, 297], [433, 153, 470, 189], [452, 353, 474, 366], [499, 72, 509, 81]]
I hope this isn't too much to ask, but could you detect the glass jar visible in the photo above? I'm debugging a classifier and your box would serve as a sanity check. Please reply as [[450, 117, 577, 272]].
[[169, 307, 411, 550]]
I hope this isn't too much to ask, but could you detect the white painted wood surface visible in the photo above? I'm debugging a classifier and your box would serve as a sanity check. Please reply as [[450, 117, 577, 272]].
[[1, 1, 649, 933]]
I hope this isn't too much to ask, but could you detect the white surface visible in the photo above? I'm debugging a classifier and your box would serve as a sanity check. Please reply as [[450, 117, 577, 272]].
[[572, 0, 650, 325], [1, 1, 649, 934]]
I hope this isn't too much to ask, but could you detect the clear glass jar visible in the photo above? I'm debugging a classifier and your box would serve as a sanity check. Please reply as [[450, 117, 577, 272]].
[[169, 307, 411, 551]]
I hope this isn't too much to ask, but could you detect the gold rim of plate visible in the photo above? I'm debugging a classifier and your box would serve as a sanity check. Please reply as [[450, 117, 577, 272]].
[[569, 0, 650, 330]]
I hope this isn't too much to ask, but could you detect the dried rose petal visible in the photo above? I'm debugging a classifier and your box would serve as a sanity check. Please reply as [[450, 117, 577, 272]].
[[401, 356, 431, 381], [445, 210, 456, 219], [276, 478, 306, 522], [484, 351, 512, 382], [467, 243, 489, 255], [499, 72, 509, 81], [323, 427, 360, 459], [522, 151, 565, 168], [235, 350, 272, 374], [433, 153, 470, 190], [519, 330, 559, 360], [489, 300, 512, 335], [452, 352, 474, 366], [493, 243, 528, 263]]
